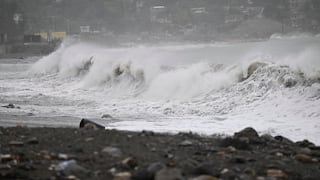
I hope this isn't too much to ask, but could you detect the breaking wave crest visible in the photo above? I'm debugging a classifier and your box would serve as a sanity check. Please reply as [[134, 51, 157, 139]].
[[29, 37, 320, 100]]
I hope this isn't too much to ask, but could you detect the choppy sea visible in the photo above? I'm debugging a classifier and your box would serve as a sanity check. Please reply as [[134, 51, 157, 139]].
[[1, 34, 319, 144]]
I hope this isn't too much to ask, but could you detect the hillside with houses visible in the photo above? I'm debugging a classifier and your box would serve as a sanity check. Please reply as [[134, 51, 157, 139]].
[[1, 0, 320, 55]]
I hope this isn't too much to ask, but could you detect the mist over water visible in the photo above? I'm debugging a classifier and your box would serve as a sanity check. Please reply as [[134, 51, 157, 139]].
[[1, 35, 320, 143]]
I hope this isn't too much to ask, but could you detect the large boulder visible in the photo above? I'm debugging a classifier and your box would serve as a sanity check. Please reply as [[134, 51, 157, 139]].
[[79, 119, 105, 129], [234, 127, 259, 139]]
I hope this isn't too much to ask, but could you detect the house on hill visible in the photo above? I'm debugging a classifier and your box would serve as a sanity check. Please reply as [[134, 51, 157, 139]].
[[231, 17, 297, 39], [0, 1, 24, 54]]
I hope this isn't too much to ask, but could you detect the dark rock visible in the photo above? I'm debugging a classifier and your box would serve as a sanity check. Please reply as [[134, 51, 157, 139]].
[[246, 62, 267, 79], [298, 148, 312, 155], [204, 147, 219, 153], [247, 158, 256, 162], [265, 159, 288, 169], [154, 168, 184, 180], [163, 107, 174, 115], [191, 175, 218, 180], [132, 162, 165, 180], [74, 147, 84, 153], [234, 127, 259, 139], [302, 176, 320, 180], [309, 146, 320, 151], [132, 169, 153, 180], [0, 154, 13, 162], [243, 168, 256, 176], [283, 78, 297, 88], [230, 156, 247, 164], [2, 103, 15, 108], [311, 151, 320, 158], [219, 137, 251, 150], [179, 158, 199, 173], [79, 118, 105, 129], [295, 140, 315, 148], [147, 162, 166, 175], [101, 114, 113, 119], [0, 164, 11, 170], [294, 154, 313, 163], [178, 131, 196, 137], [18, 162, 36, 171], [140, 130, 155, 136], [27, 137, 39, 144], [0, 170, 24, 179], [274, 136, 294, 144], [192, 163, 220, 177], [239, 174, 255, 180], [260, 134, 275, 142], [122, 157, 138, 169]]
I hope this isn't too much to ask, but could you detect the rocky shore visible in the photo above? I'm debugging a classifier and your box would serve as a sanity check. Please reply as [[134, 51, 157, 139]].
[[0, 126, 320, 180]]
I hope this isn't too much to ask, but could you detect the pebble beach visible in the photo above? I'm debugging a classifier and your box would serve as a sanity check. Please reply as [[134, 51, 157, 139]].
[[1, 125, 320, 180]]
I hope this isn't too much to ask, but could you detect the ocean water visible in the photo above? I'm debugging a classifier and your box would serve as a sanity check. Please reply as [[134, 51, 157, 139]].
[[1, 34, 320, 144]]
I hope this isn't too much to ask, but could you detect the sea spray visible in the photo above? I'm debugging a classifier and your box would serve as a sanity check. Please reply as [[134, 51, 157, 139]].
[[19, 35, 320, 143]]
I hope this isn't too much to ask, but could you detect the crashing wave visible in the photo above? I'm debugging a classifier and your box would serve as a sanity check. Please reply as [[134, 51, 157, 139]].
[[29, 36, 320, 99], [241, 61, 320, 89]]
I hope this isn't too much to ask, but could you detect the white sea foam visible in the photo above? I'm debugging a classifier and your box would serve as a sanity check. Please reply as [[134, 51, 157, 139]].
[[1, 36, 319, 144]]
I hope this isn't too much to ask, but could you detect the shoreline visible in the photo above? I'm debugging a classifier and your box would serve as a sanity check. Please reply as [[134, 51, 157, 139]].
[[1, 125, 319, 180]]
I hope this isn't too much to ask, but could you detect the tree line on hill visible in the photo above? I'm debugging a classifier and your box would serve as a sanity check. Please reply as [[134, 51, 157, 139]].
[[1, 0, 320, 42]]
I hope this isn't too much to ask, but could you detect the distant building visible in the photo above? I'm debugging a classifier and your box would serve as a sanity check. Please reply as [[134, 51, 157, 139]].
[[136, 0, 145, 10], [80, 26, 91, 33], [150, 6, 171, 23], [0, 1, 24, 54], [223, 1, 264, 25], [225, 14, 245, 24], [191, 7, 207, 15], [0, 14, 24, 45], [13, 13, 23, 25], [24, 34, 41, 43], [34, 32, 49, 42], [243, 7, 264, 17], [288, 0, 308, 28], [51, 32, 66, 40], [24, 31, 65, 44]]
